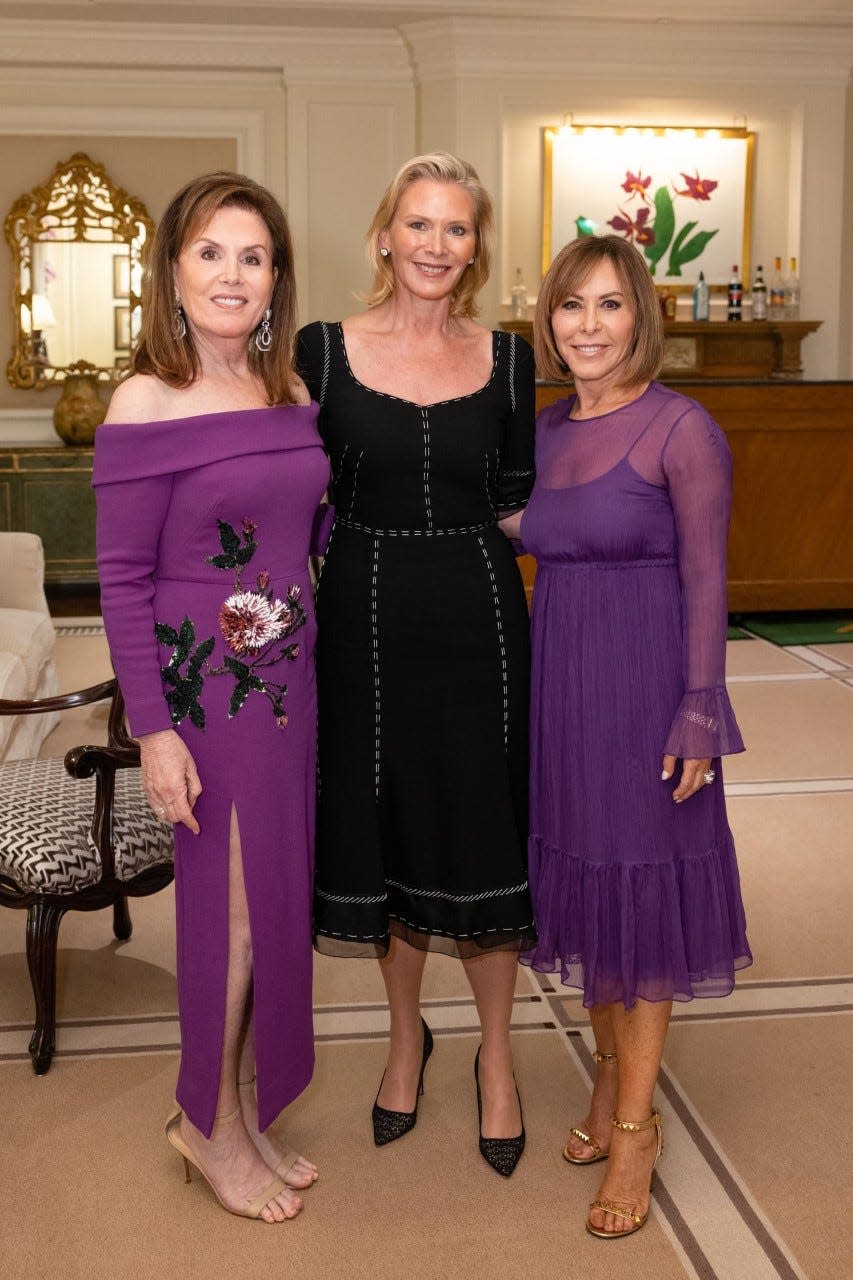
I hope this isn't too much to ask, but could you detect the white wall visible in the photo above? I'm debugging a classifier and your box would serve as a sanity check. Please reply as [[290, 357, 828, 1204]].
[[1, 10, 852, 444]]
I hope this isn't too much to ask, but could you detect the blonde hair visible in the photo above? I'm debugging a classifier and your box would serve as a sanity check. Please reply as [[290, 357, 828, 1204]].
[[364, 152, 495, 320], [134, 171, 299, 405], [534, 235, 664, 386]]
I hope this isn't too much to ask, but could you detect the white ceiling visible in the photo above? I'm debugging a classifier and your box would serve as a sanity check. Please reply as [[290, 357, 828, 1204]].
[[4, 0, 853, 29]]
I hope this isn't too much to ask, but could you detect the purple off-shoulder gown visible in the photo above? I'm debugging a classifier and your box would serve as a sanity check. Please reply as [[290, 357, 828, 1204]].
[[93, 406, 329, 1135], [520, 383, 752, 1006]]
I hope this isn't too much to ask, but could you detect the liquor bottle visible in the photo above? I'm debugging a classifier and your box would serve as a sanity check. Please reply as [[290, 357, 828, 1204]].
[[784, 256, 800, 311], [692, 271, 710, 321], [769, 256, 785, 313], [727, 265, 743, 321], [510, 267, 528, 320], [751, 264, 767, 321]]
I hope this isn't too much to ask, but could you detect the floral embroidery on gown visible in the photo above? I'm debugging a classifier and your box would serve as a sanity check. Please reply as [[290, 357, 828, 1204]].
[[93, 405, 329, 1135]]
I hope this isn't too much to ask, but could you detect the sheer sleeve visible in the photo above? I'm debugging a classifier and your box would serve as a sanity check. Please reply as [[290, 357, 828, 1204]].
[[496, 334, 535, 515], [661, 403, 745, 758], [95, 472, 176, 739]]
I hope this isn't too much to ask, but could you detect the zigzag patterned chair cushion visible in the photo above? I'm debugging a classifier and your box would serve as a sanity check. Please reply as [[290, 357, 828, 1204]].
[[0, 757, 173, 894]]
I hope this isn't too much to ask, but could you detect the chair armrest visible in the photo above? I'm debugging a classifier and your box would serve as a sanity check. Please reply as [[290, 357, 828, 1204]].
[[65, 740, 141, 779], [0, 532, 50, 613], [0, 678, 117, 717]]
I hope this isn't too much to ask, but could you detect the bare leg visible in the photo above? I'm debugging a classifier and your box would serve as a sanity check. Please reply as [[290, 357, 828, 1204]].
[[375, 935, 429, 1111], [462, 950, 521, 1138], [588, 997, 671, 1235], [564, 1004, 618, 1160], [177, 808, 303, 1223], [237, 1018, 318, 1187]]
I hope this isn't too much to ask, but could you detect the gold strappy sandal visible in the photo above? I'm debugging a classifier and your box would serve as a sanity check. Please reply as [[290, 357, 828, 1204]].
[[586, 1109, 664, 1240], [562, 1050, 617, 1166]]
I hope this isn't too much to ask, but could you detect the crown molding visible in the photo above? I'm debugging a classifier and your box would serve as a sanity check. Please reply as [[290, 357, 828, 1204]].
[[402, 17, 853, 85], [8, 1, 853, 28], [3, 14, 851, 88], [0, 20, 414, 86]]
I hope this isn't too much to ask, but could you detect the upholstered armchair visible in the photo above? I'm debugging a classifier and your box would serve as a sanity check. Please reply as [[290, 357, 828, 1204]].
[[0, 679, 174, 1073], [0, 531, 59, 761]]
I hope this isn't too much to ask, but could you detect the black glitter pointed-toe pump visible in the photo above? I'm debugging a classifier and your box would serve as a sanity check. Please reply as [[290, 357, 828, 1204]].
[[372, 1017, 433, 1146], [474, 1045, 525, 1177]]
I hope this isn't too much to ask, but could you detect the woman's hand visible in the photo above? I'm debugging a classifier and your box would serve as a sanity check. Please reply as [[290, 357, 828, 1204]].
[[498, 511, 523, 542], [139, 729, 202, 834], [661, 754, 713, 804]]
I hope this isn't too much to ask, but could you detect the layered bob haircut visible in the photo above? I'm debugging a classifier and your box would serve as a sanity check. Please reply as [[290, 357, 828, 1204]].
[[133, 171, 299, 406], [534, 234, 665, 387], [364, 152, 495, 319]]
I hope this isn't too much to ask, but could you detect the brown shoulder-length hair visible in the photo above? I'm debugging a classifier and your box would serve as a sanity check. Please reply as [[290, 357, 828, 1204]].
[[133, 171, 299, 405], [534, 234, 664, 387], [363, 152, 495, 320]]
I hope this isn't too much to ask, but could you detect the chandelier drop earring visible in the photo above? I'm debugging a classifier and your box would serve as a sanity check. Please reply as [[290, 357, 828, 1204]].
[[379, 247, 390, 258], [173, 296, 186, 340], [255, 308, 273, 352]]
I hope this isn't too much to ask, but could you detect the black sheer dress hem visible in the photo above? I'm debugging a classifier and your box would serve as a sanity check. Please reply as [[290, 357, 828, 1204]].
[[314, 917, 537, 961]]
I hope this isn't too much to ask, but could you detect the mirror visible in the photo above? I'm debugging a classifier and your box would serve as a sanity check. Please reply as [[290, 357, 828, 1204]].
[[5, 152, 153, 389]]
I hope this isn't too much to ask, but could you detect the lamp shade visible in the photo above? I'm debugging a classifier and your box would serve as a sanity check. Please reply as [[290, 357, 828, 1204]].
[[32, 293, 57, 329]]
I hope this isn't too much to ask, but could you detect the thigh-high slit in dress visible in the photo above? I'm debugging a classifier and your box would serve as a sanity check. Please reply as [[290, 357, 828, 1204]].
[[94, 406, 329, 1136]]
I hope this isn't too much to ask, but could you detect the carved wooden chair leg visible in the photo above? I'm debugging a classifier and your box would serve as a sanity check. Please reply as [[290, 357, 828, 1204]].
[[25, 900, 67, 1074], [112, 896, 132, 942]]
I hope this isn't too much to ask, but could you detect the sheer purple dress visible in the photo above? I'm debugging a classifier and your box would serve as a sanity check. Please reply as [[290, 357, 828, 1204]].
[[93, 406, 329, 1135], [520, 382, 751, 1006]]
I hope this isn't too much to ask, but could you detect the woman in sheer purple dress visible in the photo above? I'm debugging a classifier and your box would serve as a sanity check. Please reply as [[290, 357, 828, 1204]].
[[520, 235, 751, 1239], [93, 173, 328, 1222]]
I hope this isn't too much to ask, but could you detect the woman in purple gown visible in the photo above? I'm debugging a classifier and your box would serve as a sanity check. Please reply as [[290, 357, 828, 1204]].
[[93, 173, 329, 1222], [521, 235, 751, 1239]]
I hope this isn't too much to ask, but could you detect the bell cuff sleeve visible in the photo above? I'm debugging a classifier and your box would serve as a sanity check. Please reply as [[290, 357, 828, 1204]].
[[664, 686, 745, 759]]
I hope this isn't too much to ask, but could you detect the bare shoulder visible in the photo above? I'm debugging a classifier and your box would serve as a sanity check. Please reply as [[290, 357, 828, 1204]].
[[342, 310, 372, 335], [289, 374, 312, 406], [105, 374, 171, 424]]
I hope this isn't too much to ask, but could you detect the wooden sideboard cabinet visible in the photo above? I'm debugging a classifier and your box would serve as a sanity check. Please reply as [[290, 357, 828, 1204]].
[[501, 318, 821, 379], [528, 380, 853, 612], [0, 446, 96, 583]]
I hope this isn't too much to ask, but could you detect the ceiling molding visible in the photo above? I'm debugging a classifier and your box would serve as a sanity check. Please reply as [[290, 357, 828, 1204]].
[[7, 1, 853, 29], [402, 16, 853, 85], [0, 20, 414, 86], [2, 14, 851, 87]]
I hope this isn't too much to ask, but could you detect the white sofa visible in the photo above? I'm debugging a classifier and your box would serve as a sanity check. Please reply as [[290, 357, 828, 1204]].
[[0, 532, 59, 760]]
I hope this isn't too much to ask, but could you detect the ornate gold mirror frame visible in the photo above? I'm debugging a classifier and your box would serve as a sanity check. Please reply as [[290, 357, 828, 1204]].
[[5, 153, 154, 391]]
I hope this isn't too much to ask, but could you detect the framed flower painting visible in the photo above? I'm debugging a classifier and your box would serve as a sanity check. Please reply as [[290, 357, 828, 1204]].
[[542, 125, 755, 290]]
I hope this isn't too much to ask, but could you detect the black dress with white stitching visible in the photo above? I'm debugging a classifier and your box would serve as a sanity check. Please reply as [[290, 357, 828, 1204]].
[[297, 321, 536, 958]]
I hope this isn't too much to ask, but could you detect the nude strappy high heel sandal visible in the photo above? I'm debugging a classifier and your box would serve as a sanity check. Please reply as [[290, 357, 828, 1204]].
[[586, 1109, 664, 1240], [165, 1104, 294, 1221], [562, 1050, 617, 1165], [237, 1078, 318, 1188]]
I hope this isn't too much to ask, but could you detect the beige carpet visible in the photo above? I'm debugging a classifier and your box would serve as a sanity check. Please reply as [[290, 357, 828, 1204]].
[[1, 626, 850, 1279]]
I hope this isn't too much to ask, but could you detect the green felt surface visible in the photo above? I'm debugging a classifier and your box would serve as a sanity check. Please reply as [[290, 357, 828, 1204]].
[[737, 613, 853, 645]]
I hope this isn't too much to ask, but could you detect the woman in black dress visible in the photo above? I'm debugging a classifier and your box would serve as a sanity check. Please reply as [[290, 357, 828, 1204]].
[[297, 153, 534, 1176]]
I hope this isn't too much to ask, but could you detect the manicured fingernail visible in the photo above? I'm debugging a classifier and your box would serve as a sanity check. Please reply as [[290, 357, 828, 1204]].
[[661, 770, 671, 781], [673, 796, 682, 804]]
